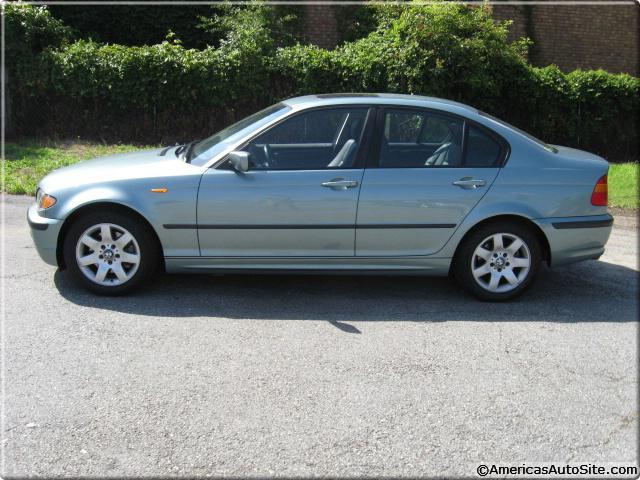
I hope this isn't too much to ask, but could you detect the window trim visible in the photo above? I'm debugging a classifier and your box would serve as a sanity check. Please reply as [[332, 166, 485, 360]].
[[214, 105, 376, 172], [368, 106, 511, 169]]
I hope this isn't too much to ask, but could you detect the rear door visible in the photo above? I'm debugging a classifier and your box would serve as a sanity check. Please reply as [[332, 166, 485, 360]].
[[355, 107, 506, 256]]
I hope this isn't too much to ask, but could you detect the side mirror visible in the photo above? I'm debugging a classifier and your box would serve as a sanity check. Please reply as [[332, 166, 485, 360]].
[[228, 151, 250, 172]]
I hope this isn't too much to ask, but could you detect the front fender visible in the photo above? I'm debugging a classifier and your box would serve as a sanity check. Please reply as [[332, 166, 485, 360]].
[[56, 186, 133, 218], [51, 177, 201, 258]]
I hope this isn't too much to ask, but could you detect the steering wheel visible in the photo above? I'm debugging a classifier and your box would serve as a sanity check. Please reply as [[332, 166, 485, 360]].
[[247, 144, 271, 169], [262, 144, 271, 165], [262, 143, 274, 168]]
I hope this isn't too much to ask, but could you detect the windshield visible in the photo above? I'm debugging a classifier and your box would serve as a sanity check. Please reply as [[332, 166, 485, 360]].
[[189, 103, 291, 166], [478, 110, 558, 153]]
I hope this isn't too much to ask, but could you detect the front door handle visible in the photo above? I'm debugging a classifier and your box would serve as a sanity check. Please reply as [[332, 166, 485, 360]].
[[321, 178, 359, 190], [453, 177, 486, 189]]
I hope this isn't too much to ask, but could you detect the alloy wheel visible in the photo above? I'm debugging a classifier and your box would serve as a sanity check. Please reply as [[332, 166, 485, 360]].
[[470, 232, 531, 293], [75, 223, 141, 286]]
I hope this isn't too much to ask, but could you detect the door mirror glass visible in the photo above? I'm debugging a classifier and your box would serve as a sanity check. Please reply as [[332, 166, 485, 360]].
[[228, 151, 250, 172]]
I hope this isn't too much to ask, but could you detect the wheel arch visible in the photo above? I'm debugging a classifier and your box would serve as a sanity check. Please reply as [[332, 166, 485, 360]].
[[450, 214, 551, 272], [56, 201, 165, 270]]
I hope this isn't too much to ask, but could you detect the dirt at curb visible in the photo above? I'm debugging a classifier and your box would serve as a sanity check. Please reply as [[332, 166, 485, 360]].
[[610, 208, 638, 230]]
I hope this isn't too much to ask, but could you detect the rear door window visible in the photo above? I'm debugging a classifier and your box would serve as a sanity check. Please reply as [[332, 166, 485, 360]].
[[379, 109, 464, 168]]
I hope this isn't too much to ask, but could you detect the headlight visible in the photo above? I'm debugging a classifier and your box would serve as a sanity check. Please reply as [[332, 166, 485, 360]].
[[36, 189, 57, 210]]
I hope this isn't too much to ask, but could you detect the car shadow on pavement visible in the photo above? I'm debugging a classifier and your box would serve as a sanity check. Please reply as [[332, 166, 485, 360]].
[[53, 259, 638, 326]]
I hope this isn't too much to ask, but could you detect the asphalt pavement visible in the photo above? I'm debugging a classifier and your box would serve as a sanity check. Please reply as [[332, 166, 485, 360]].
[[3, 194, 638, 477]]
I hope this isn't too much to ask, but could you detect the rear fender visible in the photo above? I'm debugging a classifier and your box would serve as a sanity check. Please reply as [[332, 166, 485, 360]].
[[437, 199, 546, 259]]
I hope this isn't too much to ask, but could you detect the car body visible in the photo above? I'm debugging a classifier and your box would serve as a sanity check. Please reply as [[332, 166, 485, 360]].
[[28, 93, 613, 300]]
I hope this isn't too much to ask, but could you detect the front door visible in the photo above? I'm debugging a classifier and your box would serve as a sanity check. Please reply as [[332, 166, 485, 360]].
[[197, 106, 372, 257], [356, 108, 504, 256]]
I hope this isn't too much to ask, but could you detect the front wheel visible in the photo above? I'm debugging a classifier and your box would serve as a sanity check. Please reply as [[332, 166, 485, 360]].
[[63, 211, 160, 295], [453, 222, 541, 301]]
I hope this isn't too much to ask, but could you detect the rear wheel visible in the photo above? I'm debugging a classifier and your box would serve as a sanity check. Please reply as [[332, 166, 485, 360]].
[[63, 211, 159, 295], [453, 222, 541, 301]]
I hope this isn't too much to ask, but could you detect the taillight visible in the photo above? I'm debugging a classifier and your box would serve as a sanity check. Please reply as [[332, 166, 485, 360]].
[[591, 175, 608, 206]]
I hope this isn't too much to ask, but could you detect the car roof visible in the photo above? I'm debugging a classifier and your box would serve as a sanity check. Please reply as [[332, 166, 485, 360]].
[[282, 93, 479, 116]]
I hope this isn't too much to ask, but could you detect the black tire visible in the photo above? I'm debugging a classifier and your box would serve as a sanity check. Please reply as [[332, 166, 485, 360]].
[[62, 210, 160, 295], [453, 221, 541, 302]]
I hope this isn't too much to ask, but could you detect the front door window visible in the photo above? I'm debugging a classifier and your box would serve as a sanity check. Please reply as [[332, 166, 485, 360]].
[[241, 108, 369, 170]]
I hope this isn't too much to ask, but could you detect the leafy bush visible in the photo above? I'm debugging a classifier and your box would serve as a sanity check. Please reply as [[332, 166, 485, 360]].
[[28, 38, 272, 141], [198, 4, 303, 50], [5, 4, 73, 63], [562, 69, 639, 161], [6, 3, 639, 161]]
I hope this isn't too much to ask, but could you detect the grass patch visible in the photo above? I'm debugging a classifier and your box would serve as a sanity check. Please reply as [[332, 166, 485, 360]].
[[4, 139, 150, 195], [609, 162, 639, 209]]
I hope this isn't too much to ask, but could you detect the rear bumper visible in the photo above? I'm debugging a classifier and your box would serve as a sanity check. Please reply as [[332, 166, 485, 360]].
[[27, 203, 63, 266], [535, 213, 613, 267]]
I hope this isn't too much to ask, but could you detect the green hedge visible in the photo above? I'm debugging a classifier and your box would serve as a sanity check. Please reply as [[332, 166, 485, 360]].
[[6, 4, 275, 141], [7, 3, 639, 162], [5, 5, 73, 63]]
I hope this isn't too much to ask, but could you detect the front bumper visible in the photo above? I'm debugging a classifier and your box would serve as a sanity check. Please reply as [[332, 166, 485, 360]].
[[535, 213, 613, 267], [27, 203, 63, 266]]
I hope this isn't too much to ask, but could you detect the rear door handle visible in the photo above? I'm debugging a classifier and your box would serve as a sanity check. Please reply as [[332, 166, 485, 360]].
[[453, 177, 486, 189], [321, 178, 359, 190]]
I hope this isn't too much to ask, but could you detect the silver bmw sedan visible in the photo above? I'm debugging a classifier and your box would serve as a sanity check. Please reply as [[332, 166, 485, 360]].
[[28, 94, 613, 301]]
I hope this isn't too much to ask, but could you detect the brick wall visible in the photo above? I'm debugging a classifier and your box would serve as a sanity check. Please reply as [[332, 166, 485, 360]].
[[303, 5, 340, 49], [303, 5, 640, 75], [492, 5, 639, 75]]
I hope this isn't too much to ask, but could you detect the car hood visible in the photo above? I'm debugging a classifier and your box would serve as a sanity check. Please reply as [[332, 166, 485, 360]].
[[39, 147, 195, 192]]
